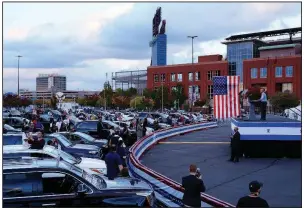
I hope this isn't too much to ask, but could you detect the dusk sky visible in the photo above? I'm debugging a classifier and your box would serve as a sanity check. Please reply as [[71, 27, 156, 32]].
[[3, 2, 301, 92]]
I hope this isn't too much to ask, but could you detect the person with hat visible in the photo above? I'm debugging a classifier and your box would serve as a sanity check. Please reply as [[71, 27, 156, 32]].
[[236, 181, 269, 207]]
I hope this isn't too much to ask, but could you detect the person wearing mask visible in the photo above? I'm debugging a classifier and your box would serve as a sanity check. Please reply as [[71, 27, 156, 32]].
[[55, 118, 62, 132], [142, 118, 148, 137], [28, 131, 45, 149], [237, 181, 269, 207], [255, 88, 268, 121], [105, 145, 123, 180], [182, 164, 206, 207], [229, 127, 241, 163]]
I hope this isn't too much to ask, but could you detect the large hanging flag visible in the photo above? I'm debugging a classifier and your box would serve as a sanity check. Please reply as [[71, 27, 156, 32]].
[[213, 76, 240, 119]]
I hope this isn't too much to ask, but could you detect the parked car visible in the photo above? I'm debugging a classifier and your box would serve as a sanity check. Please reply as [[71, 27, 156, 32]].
[[3, 117, 29, 129], [3, 145, 107, 175], [3, 158, 155, 207], [59, 132, 108, 148], [73, 120, 111, 139], [45, 133, 102, 159], [3, 124, 22, 134]]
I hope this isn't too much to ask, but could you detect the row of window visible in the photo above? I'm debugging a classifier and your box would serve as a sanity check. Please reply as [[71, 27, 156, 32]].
[[154, 70, 221, 83], [251, 66, 293, 79], [153, 85, 214, 99]]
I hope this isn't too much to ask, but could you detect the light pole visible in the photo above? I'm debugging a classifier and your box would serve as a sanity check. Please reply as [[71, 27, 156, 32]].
[[161, 78, 164, 112], [16, 55, 22, 96], [187, 36, 197, 110]]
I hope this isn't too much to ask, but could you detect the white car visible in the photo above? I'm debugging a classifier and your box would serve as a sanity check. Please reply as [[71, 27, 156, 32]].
[[3, 145, 107, 175]]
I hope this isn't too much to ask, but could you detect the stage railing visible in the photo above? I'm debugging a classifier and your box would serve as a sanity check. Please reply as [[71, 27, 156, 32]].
[[127, 122, 235, 207]]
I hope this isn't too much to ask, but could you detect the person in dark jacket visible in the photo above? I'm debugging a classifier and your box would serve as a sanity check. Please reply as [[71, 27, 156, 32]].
[[97, 117, 104, 139], [229, 127, 241, 162], [237, 181, 269, 207], [105, 145, 123, 180], [142, 118, 148, 136], [182, 164, 206, 207], [116, 140, 127, 167], [28, 131, 45, 149]]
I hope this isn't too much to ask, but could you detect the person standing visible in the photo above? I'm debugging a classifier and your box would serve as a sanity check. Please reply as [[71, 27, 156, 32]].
[[28, 131, 45, 150], [142, 118, 148, 137], [182, 164, 206, 207], [237, 181, 269, 207], [256, 88, 268, 121], [105, 145, 123, 180], [97, 117, 104, 139], [229, 127, 241, 162]]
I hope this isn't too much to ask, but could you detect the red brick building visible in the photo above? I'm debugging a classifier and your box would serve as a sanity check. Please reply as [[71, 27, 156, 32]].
[[147, 55, 228, 102], [243, 55, 302, 99]]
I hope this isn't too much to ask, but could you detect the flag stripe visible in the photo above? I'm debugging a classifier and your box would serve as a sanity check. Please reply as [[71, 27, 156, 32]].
[[213, 76, 240, 120]]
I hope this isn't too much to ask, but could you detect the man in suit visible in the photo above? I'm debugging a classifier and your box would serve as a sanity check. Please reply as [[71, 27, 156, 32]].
[[257, 88, 268, 121], [182, 164, 206, 207], [229, 127, 241, 162]]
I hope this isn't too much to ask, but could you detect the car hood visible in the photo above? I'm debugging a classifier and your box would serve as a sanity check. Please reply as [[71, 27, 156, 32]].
[[104, 177, 153, 191], [93, 139, 108, 144], [76, 157, 107, 174], [72, 144, 100, 151]]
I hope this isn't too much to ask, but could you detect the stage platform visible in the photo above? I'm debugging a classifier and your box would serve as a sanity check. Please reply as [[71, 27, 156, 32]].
[[231, 114, 301, 158]]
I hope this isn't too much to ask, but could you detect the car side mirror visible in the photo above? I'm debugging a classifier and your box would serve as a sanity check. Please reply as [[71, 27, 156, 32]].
[[77, 184, 87, 197]]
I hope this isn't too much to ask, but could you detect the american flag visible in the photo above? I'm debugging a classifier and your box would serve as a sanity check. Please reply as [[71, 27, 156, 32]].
[[213, 76, 240, 119]]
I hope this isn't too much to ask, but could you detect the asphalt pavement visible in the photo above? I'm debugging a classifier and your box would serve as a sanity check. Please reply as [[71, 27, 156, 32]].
[[141, 122, 302, 207]]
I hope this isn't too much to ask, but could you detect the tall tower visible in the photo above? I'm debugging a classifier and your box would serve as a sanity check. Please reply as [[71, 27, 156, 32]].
[[149, 7, 167, 66]]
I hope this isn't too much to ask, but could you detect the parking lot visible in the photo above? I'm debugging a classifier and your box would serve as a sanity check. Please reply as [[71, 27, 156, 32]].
[[142, 122, 302, 207]]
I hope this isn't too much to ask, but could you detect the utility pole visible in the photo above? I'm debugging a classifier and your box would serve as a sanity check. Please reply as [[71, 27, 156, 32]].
[[16, 55, 22, 96], [104, 73, 107, 111], [161, 75, 164, 112], [187, 36, 197, 111]]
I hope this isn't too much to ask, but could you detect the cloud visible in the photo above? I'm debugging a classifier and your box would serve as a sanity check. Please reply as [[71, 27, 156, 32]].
[[3, 2, 301, 92]]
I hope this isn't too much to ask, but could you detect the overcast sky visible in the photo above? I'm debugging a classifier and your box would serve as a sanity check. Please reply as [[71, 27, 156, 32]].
[[3, 2, 301, 92]]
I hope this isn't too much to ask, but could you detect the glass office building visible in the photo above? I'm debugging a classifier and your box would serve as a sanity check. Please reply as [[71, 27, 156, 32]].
[[225, 40, 264, 83]]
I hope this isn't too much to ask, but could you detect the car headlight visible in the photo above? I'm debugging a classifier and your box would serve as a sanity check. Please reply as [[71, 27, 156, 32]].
[[89, 151, 98, 155], [90, 168, 107, 174]]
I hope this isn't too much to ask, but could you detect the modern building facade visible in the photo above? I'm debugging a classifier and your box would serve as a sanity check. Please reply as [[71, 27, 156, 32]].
[[147, 55, 228, 104], [150, 34, 167, 66], [36, 74, 66, 92]]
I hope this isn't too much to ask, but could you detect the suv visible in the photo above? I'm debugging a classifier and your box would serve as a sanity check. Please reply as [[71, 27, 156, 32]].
[[3, 158, 155, 207]]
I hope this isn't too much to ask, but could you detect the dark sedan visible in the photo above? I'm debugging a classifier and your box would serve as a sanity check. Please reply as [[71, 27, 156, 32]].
[[59, 132, 107, 148], [45, 133, 102, 159], [73, 120, 111, 139]]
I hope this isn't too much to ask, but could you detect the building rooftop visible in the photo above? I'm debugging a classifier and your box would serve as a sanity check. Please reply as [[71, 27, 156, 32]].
[[38, 73, 66, 77], [258, 44, 299, 51], [221, 38, 266, 45], [148, 60, 227, 69], [225, 27, 301, 41]]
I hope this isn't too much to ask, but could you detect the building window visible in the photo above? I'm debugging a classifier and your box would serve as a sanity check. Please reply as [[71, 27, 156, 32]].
[[177, 73, 183, 82], [171, 73, 176, 82], [188, 72, 193, 81], [213, 70, 220, 76], [275, 66, 283, 77], [260, 68, 267, 78], [195, 72, 201, 81], [286, 66, 293, 77], [154, 74, 159, 83], [161, 74, 166, 82], [207, 85, 213, 99], [282, 83, 293, 93], [251, 68, 257, 78], [207, 71, 212, 80]]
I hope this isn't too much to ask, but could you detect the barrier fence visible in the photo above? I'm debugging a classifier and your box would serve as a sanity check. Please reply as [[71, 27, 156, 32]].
[[127, 122, 235, 207]]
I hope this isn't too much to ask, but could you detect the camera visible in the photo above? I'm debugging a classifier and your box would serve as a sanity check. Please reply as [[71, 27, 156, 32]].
[[195, 168, 201, 178]]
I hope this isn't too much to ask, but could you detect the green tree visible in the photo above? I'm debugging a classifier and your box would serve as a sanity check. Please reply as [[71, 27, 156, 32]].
[[172, 84, 187, 109], [100, 82, 114, 107], [115, 88, 124, 96], [270, 91, 300, 112]]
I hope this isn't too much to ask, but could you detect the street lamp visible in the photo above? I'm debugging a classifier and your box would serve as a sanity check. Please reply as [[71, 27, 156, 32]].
[[187, 36, 198, 110], [16, 55, 22, 96]]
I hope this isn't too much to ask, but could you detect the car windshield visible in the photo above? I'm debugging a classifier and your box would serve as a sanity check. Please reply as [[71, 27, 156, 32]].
[[103, 121, 119, 128], [75, 132, 95, 142], [47, 147, 81, 164], [10, 110, 21, 115], [51, 110, 61, 115], [4, 124, 16, 131], [53, 134, 73, 147]]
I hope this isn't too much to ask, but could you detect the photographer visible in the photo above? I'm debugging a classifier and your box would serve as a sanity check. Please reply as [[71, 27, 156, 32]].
[[182, 164, 206, 207]]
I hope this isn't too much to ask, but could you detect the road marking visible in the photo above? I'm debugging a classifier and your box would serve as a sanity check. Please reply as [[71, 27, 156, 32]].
[[159, 142, 230, 144]]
